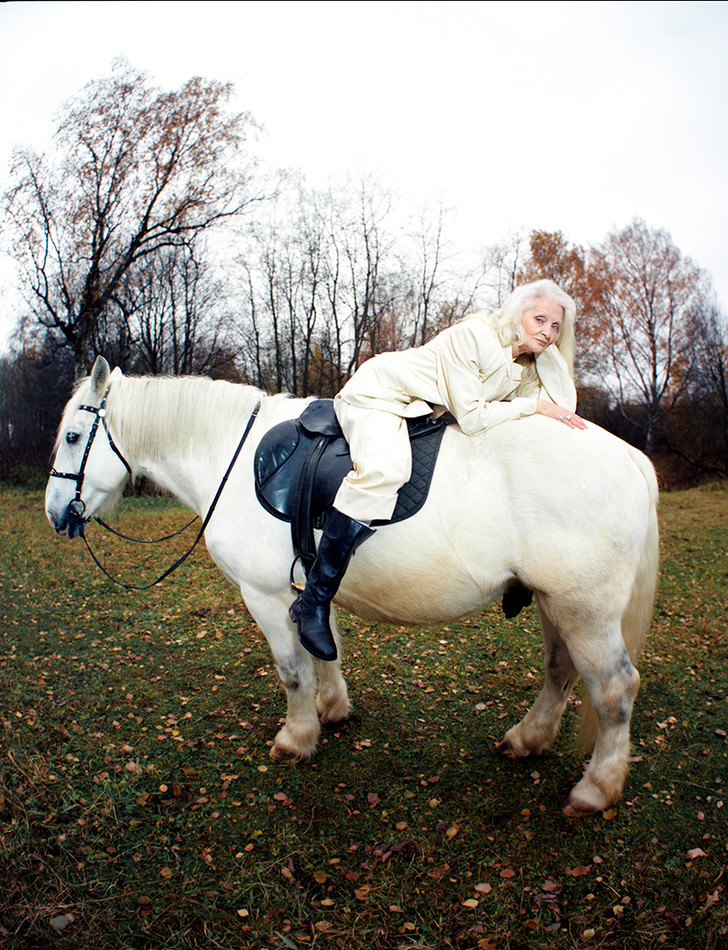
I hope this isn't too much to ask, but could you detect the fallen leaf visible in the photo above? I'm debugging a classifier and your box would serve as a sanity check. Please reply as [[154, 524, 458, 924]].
[[463, 898, 479, 909], [686, 848, 707, 860], [705, 890, 720, 909], [602, 809, 618, 820], [500, 867, 516, 879], [541, 878, 563, 894], [475, 882, 492, 894]]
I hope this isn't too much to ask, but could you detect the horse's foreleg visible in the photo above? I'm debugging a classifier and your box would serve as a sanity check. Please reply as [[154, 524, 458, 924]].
[[240, 588, 322, 763], [315, 613, 351, 724], [498, 610, 578, 758], [270, 645, 322, 763], [561, 629, 640, 817]]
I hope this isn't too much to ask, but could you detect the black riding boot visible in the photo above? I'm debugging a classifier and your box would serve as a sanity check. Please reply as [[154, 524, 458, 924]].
[[289, 508, 374, 661]]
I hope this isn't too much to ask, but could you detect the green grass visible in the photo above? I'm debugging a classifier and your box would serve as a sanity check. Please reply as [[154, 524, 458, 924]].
[[1, 485, 726, 949]]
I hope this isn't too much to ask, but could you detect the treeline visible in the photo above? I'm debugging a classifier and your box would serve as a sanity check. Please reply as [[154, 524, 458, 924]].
[[1, 62, 727, 488]]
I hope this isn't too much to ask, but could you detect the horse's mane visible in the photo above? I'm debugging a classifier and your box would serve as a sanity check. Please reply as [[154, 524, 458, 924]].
[[56, 373, 271, 466], [108, 374, 268, 463]]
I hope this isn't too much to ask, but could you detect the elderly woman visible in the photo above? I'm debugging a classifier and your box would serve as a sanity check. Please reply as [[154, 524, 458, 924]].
[[290, 279, 587, 660]]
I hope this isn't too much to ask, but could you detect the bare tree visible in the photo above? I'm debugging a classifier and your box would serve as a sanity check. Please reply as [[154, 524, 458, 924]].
[[479, 228, 527, 309], [231, 178, 482, 396], [677, 296, 728, 473], [111, 241, 236, 376], [688, 297, 728, 418], [587, 219, 705, 455], [4, 60, 261, 376]]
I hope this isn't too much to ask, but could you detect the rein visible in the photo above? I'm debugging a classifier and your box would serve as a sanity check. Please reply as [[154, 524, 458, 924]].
[[52, 389, 261, 591]]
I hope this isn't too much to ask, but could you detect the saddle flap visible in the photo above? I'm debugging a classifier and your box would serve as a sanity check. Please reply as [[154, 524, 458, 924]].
[[254, 419, 304, 520]]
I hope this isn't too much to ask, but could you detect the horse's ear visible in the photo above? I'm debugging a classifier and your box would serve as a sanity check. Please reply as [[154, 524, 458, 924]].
[[109, 366, 123, 383], [89, 356, 111, 402]]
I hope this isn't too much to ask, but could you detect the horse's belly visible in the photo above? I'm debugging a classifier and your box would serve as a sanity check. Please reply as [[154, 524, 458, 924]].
[[336, 541, 500, 626]]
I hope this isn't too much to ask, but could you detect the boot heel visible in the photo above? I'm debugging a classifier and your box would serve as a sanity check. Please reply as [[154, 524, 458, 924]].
[[288, 594, 302, 624]]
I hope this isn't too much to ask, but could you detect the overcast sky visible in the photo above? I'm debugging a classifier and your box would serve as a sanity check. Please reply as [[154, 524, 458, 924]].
[[1, 0, 726, 350]]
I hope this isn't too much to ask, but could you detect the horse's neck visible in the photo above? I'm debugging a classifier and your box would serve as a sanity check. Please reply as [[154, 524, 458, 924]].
[[137, 449, 214, 516], [118, 377, 263, 516]]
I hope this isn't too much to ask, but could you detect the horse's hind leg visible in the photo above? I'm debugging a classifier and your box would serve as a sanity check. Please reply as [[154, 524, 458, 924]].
[[562, 627, 640, 816], [498, 609, 578, 758]]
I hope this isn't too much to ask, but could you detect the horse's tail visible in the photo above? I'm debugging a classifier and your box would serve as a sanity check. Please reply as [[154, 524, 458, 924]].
[[577, 448, 659, 751]]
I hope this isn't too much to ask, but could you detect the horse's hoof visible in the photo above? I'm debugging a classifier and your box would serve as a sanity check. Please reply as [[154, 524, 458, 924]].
[[496, 738, 527, 759], [561, 797, 601, 818], [317, 707, 351, 726], [270, 745, 305, 765]]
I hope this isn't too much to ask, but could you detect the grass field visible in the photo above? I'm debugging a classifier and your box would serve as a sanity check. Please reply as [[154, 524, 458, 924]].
[[1, 485, 726, 949]]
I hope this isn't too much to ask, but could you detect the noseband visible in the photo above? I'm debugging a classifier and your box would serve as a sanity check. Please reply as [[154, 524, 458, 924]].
[[49, 385, 132, 532]]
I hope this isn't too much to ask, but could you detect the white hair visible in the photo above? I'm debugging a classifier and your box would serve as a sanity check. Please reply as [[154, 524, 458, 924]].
[[490, 280, 576, 376]]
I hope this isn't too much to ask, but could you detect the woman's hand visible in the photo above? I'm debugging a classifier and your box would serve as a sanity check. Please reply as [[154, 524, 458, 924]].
[[535, 398, 588, 429]]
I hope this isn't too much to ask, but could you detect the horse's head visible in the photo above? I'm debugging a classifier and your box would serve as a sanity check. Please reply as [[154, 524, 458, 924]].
[[46, 356, 132, 538]]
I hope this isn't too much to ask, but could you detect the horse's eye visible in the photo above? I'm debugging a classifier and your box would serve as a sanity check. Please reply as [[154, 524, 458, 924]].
[[66, 431, 80, 445]]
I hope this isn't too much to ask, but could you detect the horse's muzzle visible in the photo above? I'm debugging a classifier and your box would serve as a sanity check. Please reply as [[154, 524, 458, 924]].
[[49, 500, 86, 538]]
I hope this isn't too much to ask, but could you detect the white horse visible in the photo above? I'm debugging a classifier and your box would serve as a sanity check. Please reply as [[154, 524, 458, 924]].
[[45, 357, 659, 816]]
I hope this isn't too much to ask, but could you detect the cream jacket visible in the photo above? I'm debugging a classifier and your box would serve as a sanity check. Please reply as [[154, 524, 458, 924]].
[[337, 315, 577, 435]]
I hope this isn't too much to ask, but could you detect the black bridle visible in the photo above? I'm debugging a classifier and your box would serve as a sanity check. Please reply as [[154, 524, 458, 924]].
[[50, 386, 261, 590], [49, 385, 132, 532]]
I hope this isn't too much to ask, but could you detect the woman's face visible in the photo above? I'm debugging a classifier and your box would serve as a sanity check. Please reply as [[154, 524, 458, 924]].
[[514, 297, 564, 356]]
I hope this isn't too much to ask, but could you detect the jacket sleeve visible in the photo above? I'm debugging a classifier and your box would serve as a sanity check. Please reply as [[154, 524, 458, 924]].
[[434, 321, 537, 436], [534, 347, 577, 411]]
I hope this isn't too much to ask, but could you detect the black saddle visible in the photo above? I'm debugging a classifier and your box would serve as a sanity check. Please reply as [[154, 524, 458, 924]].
[[254, 399, 449, 575]]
